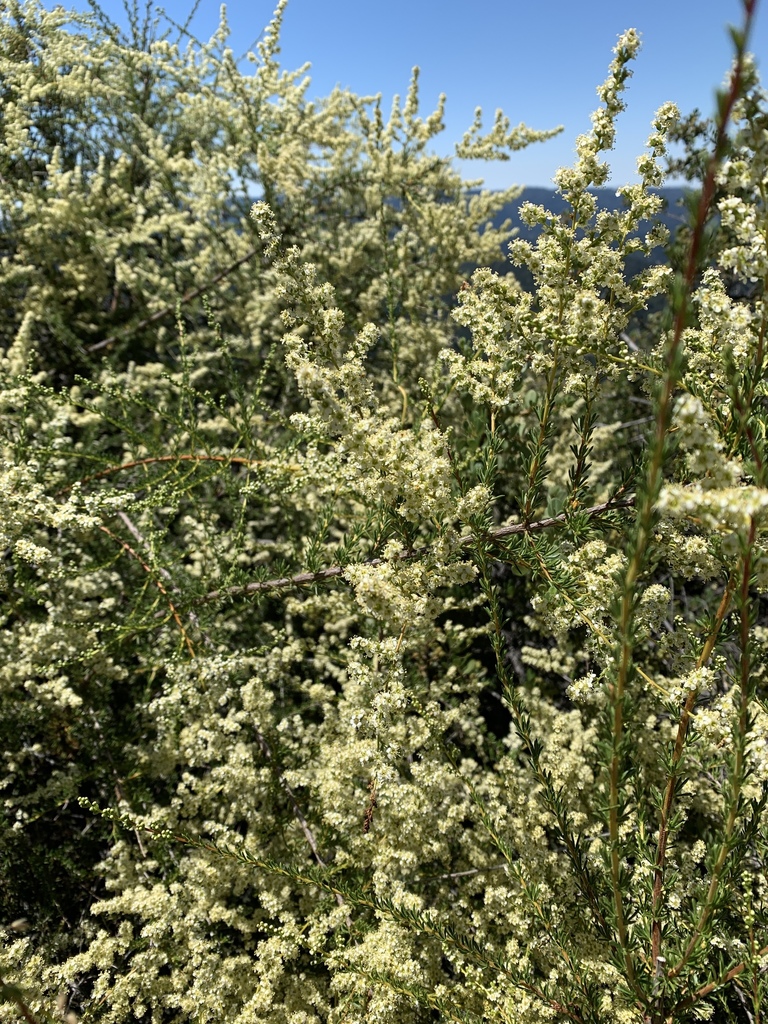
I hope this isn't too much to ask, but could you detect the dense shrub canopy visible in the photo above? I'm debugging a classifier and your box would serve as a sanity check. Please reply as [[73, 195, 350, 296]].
[[0, 2, 767, 1024]]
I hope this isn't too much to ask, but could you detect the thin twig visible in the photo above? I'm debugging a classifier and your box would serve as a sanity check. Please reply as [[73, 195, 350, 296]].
[[667, 518, 757, 982], [115, 510, 216, 648], [57, 453, 301, 495], [86, 245, 260, 353], [253, 729, 353, 928], [98, 524, 196, 656], [670, 942, 768, 1015], [650, 572, 738, 967], [196, 496, 636, 604], [420, 864, 509, 882], [0, 974, 44, 1024], [253, 730, 327, 868]]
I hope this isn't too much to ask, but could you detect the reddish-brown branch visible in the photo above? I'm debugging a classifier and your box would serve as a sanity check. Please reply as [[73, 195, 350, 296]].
[[87, 245, 260, 353], [57, 453, 299, 495], [667, 518, 757, 984], [650, 572, 738, 966], [197, 496, 636, 604], [0, 974, 43, 1024], [670, 942, 768, 1015], [99, 524, 196, 656]]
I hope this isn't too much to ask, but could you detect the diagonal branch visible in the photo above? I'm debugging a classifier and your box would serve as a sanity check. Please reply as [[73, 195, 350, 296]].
[[0, 974, 43, 1024], [115, 510, 216, 650], [670, 941, 768, 1016], [650, 571, 738, 968], [57, 453, 301, 496], [667, 518, 757, 983], [196, 496, 636, 605], [253, 728, 352, 927], [86, 245, 260, 353], [99, 524, 196, 656]]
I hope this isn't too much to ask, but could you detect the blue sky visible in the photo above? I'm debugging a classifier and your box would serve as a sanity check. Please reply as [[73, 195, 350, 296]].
[[66, 0, 767, 189]]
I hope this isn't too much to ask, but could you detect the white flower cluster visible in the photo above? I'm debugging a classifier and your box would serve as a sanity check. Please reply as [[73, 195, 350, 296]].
[[658, 482, 768, 535], [445, 270, 531, 408], [0, 460, 127, 578], [344, 539, 477, 642], [670, 393, 742, 489], [449, 31, 678, 420], [662, 666, 716, 709]]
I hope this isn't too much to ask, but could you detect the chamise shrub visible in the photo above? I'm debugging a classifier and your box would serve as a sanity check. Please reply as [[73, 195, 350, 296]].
[[0, 1, 767, 1022]]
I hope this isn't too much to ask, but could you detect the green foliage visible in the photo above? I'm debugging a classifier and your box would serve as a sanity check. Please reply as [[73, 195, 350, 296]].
[[0, 2, 767, 1023]]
